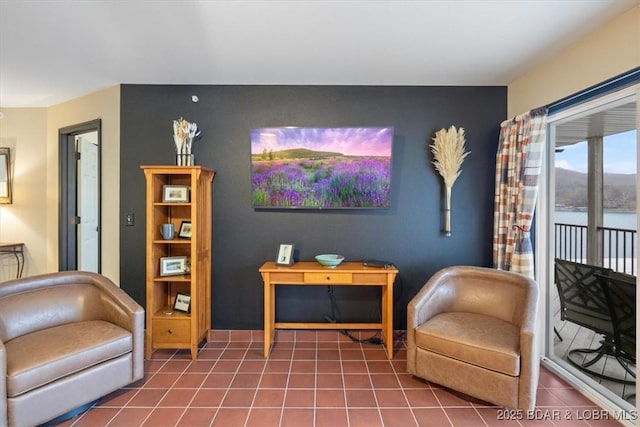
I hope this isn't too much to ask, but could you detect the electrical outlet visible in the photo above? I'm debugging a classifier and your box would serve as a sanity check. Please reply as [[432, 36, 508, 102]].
[[125, 212, 134, 226]]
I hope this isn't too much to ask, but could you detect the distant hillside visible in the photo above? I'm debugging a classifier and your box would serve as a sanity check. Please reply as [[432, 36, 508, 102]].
[[252, 148, 343, 161], [604, 172, 637, 186], [555, 167, 636, 211]]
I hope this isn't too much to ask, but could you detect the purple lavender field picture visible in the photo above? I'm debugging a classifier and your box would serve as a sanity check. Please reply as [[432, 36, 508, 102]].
[[251, 127, 393, 208]]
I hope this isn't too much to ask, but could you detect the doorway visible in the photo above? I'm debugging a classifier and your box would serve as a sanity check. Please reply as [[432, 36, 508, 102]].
[[542, 89, 638, 413], [59, 119, 101, 273]]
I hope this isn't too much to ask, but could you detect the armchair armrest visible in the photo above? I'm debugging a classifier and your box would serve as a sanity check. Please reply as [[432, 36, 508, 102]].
[[519, 280, 539, 343], [1, 340, 6, 427], [518, 279, 540, 409], [88, 273, 145, 382], [407, 268, 455, 332], [407, 268, 457, 372]]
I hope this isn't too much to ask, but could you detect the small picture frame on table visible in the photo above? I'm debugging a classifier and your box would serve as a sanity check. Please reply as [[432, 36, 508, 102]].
[[162, 185, 190, 202], [276, 243, 295, 266], [178, 221, 192, 238], [173, 292, 191, 313], [159, 256, 187, 276]]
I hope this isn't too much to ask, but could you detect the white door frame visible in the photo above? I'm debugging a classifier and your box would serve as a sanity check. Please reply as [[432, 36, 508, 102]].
[[535, 86, 639, 422], [58, 119, 101, 273]]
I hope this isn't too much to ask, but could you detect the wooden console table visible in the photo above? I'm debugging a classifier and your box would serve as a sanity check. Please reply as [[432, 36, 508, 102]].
[[0, 242, 25, 278], [259, 261, 399, 358]]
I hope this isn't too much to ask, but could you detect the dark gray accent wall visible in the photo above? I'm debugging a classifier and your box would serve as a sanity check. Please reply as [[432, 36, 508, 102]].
[[119, 85, 506, 330]]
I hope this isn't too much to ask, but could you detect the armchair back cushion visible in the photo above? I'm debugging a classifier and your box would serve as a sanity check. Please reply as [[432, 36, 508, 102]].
[[0, 282, 127, 342]]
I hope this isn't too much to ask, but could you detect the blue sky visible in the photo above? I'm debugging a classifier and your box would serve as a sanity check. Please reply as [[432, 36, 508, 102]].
[[555, 130, 637, 174], [251, 127, 393, 157]]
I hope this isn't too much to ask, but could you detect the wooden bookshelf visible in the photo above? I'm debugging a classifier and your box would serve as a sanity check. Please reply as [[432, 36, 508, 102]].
[[142, 165, 215, 360]]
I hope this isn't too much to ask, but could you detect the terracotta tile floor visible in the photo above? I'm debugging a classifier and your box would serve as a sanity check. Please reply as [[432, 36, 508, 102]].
[[53, 330, 626, 427]]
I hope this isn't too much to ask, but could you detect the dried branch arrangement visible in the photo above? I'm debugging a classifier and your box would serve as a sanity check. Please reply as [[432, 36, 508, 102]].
[[172, 117, 201, 165], [430, 126, 470, 236]]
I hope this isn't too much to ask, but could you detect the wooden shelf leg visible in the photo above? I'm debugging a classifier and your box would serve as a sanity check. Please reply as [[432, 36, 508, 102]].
[[190, 344, 198, 360], [145, 332, 153, 359]]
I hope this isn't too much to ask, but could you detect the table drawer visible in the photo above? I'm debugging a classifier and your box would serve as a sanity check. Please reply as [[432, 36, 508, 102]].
[[304, 272, 353, 284], [152, 318, 190, 343], [353, 273, 388, 284], [270, 272, 304, 283]]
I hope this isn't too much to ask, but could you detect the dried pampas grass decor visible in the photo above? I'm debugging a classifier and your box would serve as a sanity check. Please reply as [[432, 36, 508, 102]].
[[430, 126, 470, 236]]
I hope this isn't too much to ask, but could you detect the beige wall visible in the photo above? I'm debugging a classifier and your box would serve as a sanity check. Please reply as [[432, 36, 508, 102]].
[[0, 108, 48, 281], [0, 85, 120, 283], [47, 85, 121, 283], [508, 5, 639, 117]]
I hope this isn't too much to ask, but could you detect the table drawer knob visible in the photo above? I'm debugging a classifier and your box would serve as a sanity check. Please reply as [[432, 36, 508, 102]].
[[168, 328, 173, 334]]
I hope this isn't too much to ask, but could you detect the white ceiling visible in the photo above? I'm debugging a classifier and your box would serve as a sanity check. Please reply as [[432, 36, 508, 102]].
[[1, 0, 638, 108]]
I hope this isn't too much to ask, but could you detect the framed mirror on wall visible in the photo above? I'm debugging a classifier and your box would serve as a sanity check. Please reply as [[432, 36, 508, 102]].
[[0, 147, 11, 204]]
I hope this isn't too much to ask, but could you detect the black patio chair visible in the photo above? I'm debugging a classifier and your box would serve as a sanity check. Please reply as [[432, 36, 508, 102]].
[[596, 271, 636, 397], [554, 258, 629, 382]]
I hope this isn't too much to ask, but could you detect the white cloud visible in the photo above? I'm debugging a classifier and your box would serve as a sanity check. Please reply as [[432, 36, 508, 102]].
[[604, 160, 636, 175]]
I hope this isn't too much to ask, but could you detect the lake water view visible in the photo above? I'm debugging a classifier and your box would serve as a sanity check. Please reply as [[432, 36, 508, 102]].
[[555, 210, 637, 230], [554, 210, 637, 274]]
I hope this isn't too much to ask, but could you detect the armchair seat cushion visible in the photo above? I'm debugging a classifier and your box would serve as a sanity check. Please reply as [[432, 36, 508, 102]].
[[415, 312, 520, 376], [5, 320, 132, 397]]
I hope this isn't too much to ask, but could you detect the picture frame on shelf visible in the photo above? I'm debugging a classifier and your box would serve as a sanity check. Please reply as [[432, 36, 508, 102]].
[[162, 185, 190, 202], [275, 243, 295, 266], [173, 292, 191, 313], [159, 256, 187, 276], [178, 221, 192, 238]]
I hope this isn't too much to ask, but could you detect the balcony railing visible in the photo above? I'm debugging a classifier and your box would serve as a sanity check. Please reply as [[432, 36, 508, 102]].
[[555, 223, 637, 275]]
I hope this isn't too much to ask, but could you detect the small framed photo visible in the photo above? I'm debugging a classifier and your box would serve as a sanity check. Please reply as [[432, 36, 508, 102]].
[[173, 292, 191, 313], [178, 221, 192, 238], [276, 243, 295, 266], [159, 256, 187, 276], [162, 185, 190, 202]]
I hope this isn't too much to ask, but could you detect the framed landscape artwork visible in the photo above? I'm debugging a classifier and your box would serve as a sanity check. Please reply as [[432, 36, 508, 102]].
[[250, 127, 394, 209]]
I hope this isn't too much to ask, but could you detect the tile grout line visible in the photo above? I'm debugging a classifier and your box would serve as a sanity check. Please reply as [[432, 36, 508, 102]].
[[174, 344, 220, 427], [243, 339, 269, 427], [277, 333, 296, 427], [362, 338, 386, 426], [206, 339, 234, 427], [338, 333, 352, 427], [102, 351, 177, 427], [152, 350, 197, 426], [391, 340, 421, 427], [312, 331, 318, 427]]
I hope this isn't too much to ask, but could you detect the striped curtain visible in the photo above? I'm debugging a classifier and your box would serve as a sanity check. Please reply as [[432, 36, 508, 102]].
[[493, 108, 548, 278]]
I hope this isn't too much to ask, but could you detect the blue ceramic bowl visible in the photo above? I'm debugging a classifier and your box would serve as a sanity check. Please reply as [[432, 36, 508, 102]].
[[315, 254, 345, 268]]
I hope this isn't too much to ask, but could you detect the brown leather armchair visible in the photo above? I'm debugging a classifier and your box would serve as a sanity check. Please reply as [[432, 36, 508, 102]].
[[0, 271, 144, 427], [407, 266, 539, 411]]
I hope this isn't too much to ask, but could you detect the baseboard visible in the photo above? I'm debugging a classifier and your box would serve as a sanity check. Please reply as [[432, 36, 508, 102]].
[[208, 329, 406, 342]]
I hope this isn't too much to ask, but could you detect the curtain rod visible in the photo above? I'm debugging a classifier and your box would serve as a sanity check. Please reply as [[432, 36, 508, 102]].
[[546, 67, 639, 115], [501, 106, 548, 127]]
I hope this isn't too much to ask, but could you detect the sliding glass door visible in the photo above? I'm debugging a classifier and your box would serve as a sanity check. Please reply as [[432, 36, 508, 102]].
[[540, 86, 638, 415]]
